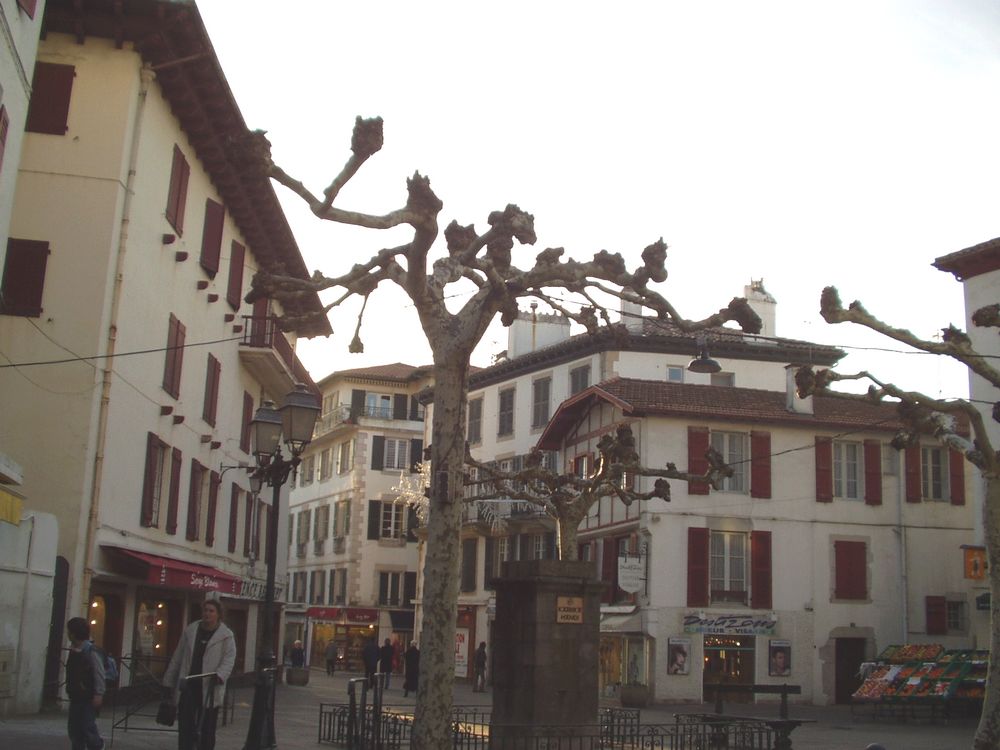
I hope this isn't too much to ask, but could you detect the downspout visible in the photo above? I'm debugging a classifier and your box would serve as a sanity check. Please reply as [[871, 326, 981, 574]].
[[896, 459, 909, 639], [15, 514, 37, 682], [79, 66, 154, 612]]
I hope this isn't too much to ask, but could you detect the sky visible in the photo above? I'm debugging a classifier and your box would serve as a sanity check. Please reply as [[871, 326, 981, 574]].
[[198, 0, 1000, 401]]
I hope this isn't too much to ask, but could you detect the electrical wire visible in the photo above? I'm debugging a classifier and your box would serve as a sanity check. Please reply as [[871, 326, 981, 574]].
[[0, 334, 243, 369]]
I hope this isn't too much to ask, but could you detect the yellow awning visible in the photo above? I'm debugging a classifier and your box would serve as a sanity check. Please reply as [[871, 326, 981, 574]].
[[0, 486, 24, 525]]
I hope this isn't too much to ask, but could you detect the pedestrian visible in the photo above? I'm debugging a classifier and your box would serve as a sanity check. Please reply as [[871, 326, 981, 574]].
[[324, 640, 338, 676], [65, 617, 106, 750], [403, 641, 420, 698], [362, 637, 379, 685], [474, 641, 488, 692], [289, 639, 305, 668], [162, 599, 237, 750], [379, 638, 395, 689]]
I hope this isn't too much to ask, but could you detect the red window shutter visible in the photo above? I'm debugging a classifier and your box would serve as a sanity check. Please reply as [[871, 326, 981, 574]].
[[905, 445, 921, 502], [165, 448, 182, 535], [864, 440, 883, 506], [205, 471, 220, 547], [750, 530, 772, 609], [202, 354, 221, 426], [601, 537, 617, 603], [688, 426, 710, 495], [140, 432, 161, 527], [815, 437, 833, 502], [16, 0, 37, 18], [243, 494, 254, 557], [226, 241, 246, 310], [200, 199, 225, 276], [925, 595, 947, 635], [165, 145, 190, 235], [687, 527, 710, 607], [240, 391, 254, 453], [834, 540, 867, 600], [950, 449, 966, 506], [162, 314, 185, 398], [228, 485, 240, 553], [186, 460, 203, 541], [0, 105, 9, 174], [26, 62, 75, 135], [750, 431, 771, 499], [1, 238, 50, 317]]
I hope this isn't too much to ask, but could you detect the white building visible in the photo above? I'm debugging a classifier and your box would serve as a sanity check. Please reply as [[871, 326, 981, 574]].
[[427, 283, 981, 702], [0, 0, 329, 700], [286, 363, 430, 671]]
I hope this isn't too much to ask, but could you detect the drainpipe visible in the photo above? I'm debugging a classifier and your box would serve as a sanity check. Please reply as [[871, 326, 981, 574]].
[[896, 460, 909, 640], [79, 66, 154, 613], [15, 514, 37, 684]]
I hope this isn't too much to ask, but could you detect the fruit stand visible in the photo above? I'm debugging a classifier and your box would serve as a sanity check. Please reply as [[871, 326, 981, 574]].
[[852, 644, 987, 721]]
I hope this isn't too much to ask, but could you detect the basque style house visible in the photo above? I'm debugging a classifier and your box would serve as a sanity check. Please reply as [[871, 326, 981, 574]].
[[424, 283, 982, 703], [285, 363, 431, 672], [0, 0, 328, 706]]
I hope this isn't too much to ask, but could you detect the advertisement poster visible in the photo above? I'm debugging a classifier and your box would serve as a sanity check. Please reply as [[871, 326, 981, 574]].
[[667, 637, 690, 675], [769, 639, 791, 676], [454, 628, 470, 678]]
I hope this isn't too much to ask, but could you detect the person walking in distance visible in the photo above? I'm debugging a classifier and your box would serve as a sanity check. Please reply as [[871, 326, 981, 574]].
[[362, 637, 379, 685], [65, 617, 106, 750], [162, 599, 237, 750], [473, 642, 488, 692], [379, 638, 395, 689], [403, 641, 420, 698], [324, 640, 338, 676]]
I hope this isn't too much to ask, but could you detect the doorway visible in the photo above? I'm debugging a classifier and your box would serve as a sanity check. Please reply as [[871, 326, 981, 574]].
[[703, 636, 755, 703], [835, 637, 866, 703]]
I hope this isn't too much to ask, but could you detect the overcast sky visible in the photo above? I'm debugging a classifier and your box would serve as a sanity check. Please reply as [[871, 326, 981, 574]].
[[199, 0, 1000, 400]]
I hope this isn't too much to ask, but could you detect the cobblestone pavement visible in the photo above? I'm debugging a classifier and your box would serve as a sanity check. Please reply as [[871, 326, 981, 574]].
[[0, 669, 977, 749]]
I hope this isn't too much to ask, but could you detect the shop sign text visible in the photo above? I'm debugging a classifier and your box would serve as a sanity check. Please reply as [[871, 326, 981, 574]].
[[556, 596, 584, 624], [683, 612, 776, 635]]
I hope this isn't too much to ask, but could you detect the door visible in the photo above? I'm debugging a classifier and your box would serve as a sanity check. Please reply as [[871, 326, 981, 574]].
[[703, 636, 755, 703], [835, 637, 866, 703]]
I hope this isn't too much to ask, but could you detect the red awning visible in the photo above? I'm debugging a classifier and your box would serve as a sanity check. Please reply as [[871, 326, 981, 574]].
[[112, 548, 241, 595]]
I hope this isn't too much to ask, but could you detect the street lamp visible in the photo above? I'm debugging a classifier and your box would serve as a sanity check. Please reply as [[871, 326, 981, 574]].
[[243, 383, 319, 750]]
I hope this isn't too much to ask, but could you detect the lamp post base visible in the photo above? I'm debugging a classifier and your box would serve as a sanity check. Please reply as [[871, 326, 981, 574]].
[[242, 661, 277, 750]]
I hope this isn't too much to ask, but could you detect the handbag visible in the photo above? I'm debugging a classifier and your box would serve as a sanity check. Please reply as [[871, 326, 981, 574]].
[[156, 699, 177, 727]]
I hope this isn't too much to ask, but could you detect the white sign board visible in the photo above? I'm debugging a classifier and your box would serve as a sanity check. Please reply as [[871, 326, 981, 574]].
[[617, 556, 644, 593], [454, 628, 470, 677]]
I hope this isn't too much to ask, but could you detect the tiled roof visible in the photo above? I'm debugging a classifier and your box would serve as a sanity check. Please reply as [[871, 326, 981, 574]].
[[316, 362, 433, 387], [933, 237, 1000, 281]]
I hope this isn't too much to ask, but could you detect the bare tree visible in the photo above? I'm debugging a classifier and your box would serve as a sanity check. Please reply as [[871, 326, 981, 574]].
[[240, 116, 760, 748], [796, 286, 999, 750]]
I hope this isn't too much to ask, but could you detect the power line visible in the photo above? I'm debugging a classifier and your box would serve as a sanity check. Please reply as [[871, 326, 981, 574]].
[[0, 334, 243, 369]]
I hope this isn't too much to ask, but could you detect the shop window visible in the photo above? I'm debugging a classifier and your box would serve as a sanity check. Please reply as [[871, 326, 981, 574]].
[[134, 600, 170, 678]]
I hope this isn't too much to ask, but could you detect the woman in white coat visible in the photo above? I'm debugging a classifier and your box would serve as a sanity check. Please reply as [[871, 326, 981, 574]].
[[163, 599, 237, 750]]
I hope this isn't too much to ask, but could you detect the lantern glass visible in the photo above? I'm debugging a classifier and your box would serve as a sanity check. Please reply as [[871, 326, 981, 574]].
[[281, 384, 320, 456], [251, 401, 282, 462]]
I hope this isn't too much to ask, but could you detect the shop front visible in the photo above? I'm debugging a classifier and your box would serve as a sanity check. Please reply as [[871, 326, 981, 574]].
[[681, 611, 776, 703], [599, 607, 649, 698], [306, 607, 379, 672], [454, 606, 477, 680]]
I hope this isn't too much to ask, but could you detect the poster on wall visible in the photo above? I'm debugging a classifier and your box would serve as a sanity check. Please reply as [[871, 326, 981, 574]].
[[769, 639, 791, 676], [667, 637, 690, 675], [454, 628, 470, 678]]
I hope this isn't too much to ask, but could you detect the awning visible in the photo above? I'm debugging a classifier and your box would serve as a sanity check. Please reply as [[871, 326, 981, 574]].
[[0, 486, 24, 525], [307, 606, 342, 620], [109, 547, 241, 595], [600, 610, 644, 634], [389, 610, 415, 631]]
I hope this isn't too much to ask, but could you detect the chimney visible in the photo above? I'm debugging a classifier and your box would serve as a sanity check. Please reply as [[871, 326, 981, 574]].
[[786, 365, 813, 414], [506, 306, 572, 359], [621, 294, 643, 334], [745, 279, 777, 338]]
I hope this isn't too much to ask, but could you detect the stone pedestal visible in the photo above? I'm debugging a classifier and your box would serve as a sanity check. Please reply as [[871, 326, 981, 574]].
[[491, 559, 603, 743]]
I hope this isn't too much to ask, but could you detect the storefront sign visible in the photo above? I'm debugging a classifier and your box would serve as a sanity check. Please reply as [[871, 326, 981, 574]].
[[617, 556, 644, 594], [683, 612, 776, 635], [455, 628, 470, 677], [157, 566, 240, 594], [307, 607, 342, 621], [240, 578, 284, 601], [346, 608, 378, 623], [556, 596, 584, 624]]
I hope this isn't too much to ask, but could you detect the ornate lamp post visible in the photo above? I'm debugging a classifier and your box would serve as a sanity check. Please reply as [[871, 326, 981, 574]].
[[243, 384, 319, 750]]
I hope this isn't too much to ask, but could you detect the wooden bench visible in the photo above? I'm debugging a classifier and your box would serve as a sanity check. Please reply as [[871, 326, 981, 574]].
[[711, 683, 802, 719]]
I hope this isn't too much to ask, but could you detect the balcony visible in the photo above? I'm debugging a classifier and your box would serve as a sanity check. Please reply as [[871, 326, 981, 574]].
[[462, 498, 547, 524], [239, 316, 317, 400], [313, 403, 424, 441]]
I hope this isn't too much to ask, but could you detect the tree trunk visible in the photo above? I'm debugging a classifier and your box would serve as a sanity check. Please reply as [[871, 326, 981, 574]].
[[411, 356, 469, 749], [557, 509, 584, 561], [974, 475, 1000, 749]]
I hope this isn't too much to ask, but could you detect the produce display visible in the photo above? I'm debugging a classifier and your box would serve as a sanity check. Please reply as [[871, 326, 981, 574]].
[[853, 646, 987, 706]]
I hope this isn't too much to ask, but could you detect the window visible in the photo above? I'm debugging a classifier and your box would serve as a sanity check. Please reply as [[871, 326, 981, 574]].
[[186, 460, 206, 541], [315, 504, 330, 540], [205, 472, 220, 548], [946, 600, 966, 632], [226, 241, 246, 310], [833, 441, 861, 500], [297, 509, 312, 544], [338, 440, 354, 473], [228, 486, 241, 553], [498, 388, 515, 437], [165, 145, 190, 234], [710, 431, 747, 493], [384, 438, 409, 471], [921, 446, 948, 501], [381, 502, 404, 539], [710, 531, 747, 604], [140, 433, 169, 527], [311, 570, 326, 604], [531, 377, 551, 428], [574, 454, 590, 479], [199, 199, 225, 277], [1, 238, 49, 317], [240, 392, 254, 453], [667, 366, 684, 383], [570, 364, 591, 395], [335, 568, 347, 604], [299, 455, 315, 486], [26, 62, 74, 135], [322, 392, 338, 415], [379, 571, 402, 606], [319, 448, 332, 480], [461, 538, 478, 591], [162, 314, 185, 398], [532, 534, 546, 561], [333, 500, 351, 537], [202, 354, 221, 426], [467, 397, 483, 444], [366, 392, 392, 419], [165, 448, 182, 535], [833, 540, 868, 600], [710, 372, 735, 387]]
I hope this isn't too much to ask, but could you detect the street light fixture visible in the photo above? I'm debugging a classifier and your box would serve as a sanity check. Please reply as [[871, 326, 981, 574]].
[[242, 383, 319, 750]]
